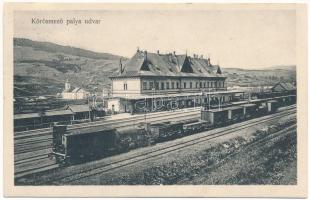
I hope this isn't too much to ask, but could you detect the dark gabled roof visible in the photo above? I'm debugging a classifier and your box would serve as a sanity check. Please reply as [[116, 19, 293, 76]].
[[112, 50, 225, 78], [272, 82, 296, 91], [66, 104, 91, 113]]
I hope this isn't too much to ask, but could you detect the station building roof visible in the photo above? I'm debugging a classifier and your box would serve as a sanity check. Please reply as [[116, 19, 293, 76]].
[[272, 82, 296, 92], [111, 50, 226, 79]]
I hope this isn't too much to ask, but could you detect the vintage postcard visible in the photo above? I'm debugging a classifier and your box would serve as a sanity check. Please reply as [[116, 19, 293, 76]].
[[3, 2, 308, 197]]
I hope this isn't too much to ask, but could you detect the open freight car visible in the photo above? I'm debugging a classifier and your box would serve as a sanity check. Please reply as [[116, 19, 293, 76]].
[[183, 120, 211, 135]]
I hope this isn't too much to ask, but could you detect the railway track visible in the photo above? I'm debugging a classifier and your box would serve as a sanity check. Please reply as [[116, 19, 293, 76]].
[[14, 110, 202, 177], [14, 107, 201, 140], [14, 111, 201, 154], [15, 106, 296, 184], [14, 107, 201, 137]]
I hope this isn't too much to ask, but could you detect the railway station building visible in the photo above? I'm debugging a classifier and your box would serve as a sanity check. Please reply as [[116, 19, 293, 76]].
[[108, 49, 244, 114]]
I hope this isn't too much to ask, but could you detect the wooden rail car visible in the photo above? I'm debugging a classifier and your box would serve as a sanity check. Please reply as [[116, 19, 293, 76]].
[[201, 108, 229, 127]]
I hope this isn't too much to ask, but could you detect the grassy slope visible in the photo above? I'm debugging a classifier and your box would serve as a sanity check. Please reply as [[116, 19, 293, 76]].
[[223, 67, 296, 87], [14, 38, 123, 97]]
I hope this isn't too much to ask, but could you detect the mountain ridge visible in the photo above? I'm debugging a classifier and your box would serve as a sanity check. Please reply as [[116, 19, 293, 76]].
[[14, 38, 126, 60]]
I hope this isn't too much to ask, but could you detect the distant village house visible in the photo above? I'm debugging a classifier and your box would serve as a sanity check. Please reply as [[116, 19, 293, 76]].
[[61, 80, 90, 100]]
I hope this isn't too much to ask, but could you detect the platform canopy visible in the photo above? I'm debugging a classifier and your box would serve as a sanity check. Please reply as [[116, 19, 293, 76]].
[[113, 90, 245, 100]]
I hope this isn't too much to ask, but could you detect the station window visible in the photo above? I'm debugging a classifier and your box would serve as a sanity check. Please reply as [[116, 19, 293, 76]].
[[155, 82, 159, 90], [204, 82, 206, 88], [124, 83, 128, 90], [196, 82, 198, 88], [176, 82, 180, 89], [199, 82, 202, 88], [207, 81, 210, 88], [143, 82, 147, 90], [166, 82, 170, 89], [190, 82, 192, 88], [183, 82, 187, 89], [161, 82, 165, 90], [172, 82, 175, 89], [149, 82, 154, 89]]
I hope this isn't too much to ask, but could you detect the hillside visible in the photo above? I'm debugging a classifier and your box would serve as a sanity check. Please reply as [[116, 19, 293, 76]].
[[223, 66, 296, 87], [14, 38, 296, 97], [14, 38, 126, 97]]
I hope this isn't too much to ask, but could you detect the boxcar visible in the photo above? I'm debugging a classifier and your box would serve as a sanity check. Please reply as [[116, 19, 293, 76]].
[[201, 109, 229, 127]]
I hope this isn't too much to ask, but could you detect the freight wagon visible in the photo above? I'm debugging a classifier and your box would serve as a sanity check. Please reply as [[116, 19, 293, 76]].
[[183, 120, 210, 135]]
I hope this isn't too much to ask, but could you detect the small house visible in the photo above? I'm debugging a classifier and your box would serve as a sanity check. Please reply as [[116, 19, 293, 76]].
[[66, 104, 92, 120]]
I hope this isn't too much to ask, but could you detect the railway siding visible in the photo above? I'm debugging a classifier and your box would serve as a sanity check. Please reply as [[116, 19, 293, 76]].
[[72, 115, 297, 185], [15, 106, 296, 185]]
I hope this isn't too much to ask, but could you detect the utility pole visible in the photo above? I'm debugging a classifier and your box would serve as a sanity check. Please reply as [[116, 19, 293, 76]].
[[208, 88, 211, 110]]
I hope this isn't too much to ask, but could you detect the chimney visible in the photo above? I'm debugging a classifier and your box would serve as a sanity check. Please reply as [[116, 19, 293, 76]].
[[173, 51, 176, 55], [207, 58, 211, 66], [157, 50, 160, 54], [119, 58, 123, 73], [217, 66, 222, 74], [137, 47, 140, 52], [144, 50, 147, 60]]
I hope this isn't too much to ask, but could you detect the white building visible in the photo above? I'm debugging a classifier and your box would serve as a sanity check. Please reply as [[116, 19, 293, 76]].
[[106, 49, 242, 114], [61, 80, 90, 100]]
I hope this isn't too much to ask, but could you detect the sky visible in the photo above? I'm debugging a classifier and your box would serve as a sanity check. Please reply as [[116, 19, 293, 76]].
[[14, 7, 296, 69]]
